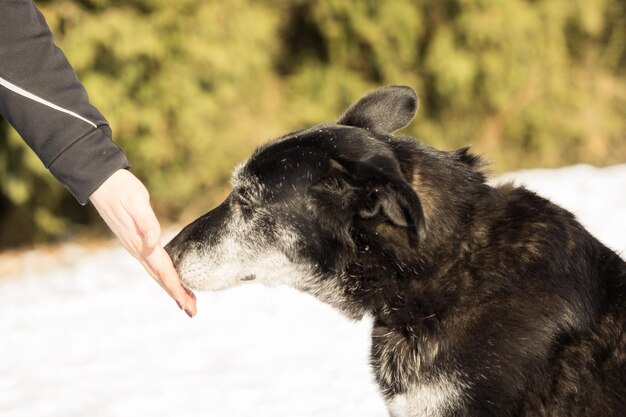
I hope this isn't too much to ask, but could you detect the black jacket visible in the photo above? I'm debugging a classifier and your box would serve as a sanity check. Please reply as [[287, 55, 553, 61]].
[[0, 0, 129, 204]]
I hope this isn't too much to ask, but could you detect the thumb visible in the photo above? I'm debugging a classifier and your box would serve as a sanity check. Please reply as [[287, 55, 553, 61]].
[[122, 194, 161, 249]]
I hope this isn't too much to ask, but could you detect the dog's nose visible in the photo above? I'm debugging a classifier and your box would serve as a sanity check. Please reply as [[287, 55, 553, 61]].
[[164, 240, 181, 266]]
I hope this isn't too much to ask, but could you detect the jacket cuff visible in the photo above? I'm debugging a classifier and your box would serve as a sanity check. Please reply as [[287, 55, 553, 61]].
[[48, 126, 130, 205]]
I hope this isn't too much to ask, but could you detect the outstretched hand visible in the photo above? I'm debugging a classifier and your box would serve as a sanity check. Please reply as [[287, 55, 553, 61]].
[[90, 169, 197, 317]]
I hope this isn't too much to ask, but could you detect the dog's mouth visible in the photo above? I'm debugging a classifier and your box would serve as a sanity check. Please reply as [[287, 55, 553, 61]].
[[240, 275, 256, 282]]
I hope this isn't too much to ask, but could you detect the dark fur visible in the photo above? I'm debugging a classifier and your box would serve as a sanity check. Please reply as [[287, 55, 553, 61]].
[[166, 86, 626, 417]]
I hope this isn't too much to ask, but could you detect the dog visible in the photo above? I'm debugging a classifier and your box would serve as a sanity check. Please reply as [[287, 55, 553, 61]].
[[165, 86, 626, 417]]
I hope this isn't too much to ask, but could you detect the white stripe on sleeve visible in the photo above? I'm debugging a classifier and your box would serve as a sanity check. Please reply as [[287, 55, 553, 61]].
[[0, 75, 97, 129]]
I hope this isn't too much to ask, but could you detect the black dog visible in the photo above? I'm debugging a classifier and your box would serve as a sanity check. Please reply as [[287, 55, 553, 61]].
[[166, 86, 626, 417]]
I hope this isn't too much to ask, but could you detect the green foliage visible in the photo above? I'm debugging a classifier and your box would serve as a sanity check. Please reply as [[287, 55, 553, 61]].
[[1, 0, 625, 248]]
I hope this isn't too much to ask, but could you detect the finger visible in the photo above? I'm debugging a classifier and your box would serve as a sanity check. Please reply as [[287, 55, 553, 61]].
[[140, 246, 197, 317], [103, 204, 146, 259], [121, 195, 161, 249], [140, 258, 197, 318], [116, 202, 196, 315], [184, 286, 197, 302]]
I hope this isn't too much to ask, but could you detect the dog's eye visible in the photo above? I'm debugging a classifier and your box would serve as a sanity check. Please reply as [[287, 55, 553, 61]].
[[234, 195, 248, 207], [233, 192, 255, 216]]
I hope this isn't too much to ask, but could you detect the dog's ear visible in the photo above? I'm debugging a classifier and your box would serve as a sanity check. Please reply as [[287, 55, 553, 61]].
[[357, 179, 425, 240], [338, 85, 418, 134], [324, 158, 425, 240]]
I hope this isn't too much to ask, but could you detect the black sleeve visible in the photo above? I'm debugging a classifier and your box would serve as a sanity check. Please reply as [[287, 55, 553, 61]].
[[0, 0, 130, 204]]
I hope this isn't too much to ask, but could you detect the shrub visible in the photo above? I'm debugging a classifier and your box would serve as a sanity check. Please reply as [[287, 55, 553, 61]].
[[1, 0, 624, 248]]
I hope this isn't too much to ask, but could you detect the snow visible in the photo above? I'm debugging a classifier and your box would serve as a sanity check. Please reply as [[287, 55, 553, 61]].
[[1, 164, 625, 417]]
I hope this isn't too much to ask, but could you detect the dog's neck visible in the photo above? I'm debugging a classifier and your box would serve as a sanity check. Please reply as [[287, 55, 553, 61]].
[[407, 143, 491, 261], [299, 140, 495, 329], [345, 140, 494, 326]]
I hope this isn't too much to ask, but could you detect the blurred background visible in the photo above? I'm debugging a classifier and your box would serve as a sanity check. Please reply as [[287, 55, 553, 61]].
[[0, 0, 625, 248]]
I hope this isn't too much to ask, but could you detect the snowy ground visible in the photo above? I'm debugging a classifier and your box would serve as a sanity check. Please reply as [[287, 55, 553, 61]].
[[1, 164, 625, 417]]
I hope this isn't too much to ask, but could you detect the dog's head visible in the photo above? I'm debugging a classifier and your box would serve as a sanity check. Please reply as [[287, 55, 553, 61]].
[[165, 86, 425, 317]]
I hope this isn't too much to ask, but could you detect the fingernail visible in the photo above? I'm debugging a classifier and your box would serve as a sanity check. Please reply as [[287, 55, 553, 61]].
[[184, 308, 193, 318]]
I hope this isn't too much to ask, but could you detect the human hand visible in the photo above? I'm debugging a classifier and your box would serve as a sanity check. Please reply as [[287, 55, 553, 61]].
[[90, 169, 197, 317]]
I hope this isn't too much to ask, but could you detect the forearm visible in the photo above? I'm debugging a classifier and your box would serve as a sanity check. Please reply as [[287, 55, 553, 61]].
[[0, 0, 129, 204]]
